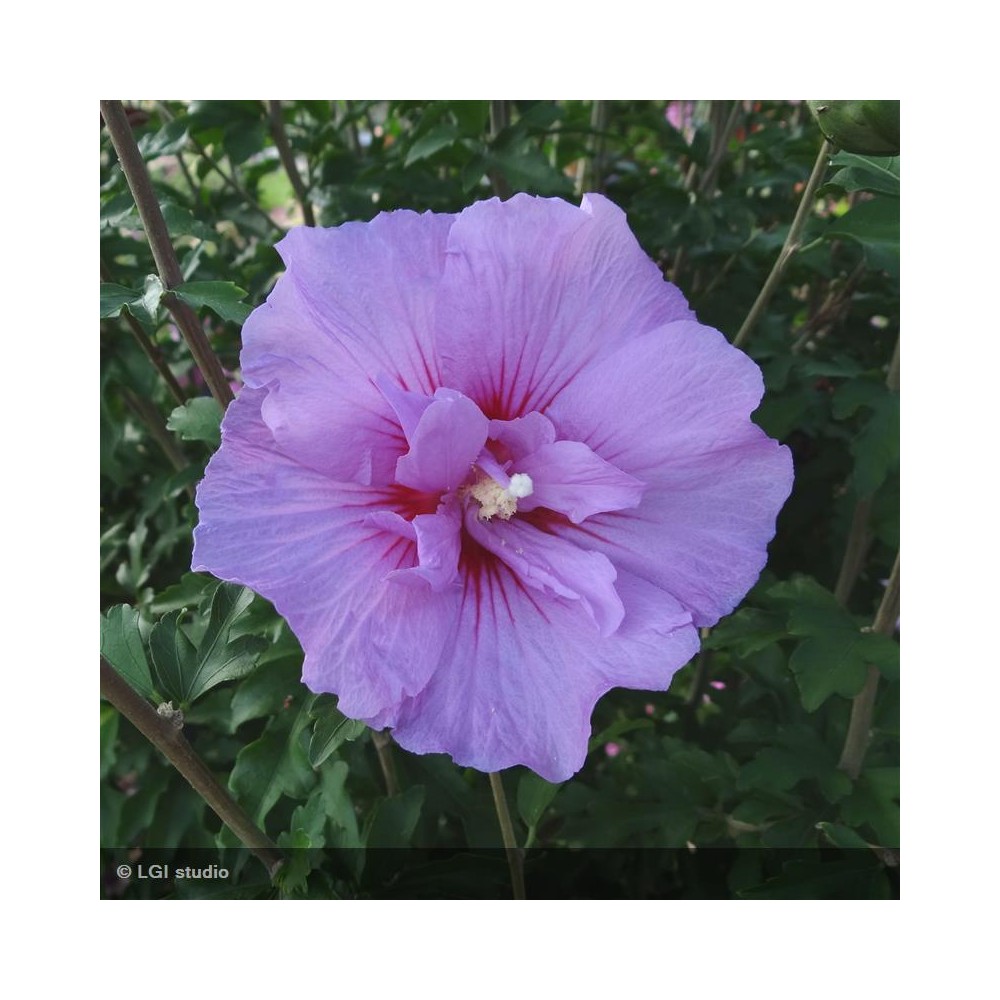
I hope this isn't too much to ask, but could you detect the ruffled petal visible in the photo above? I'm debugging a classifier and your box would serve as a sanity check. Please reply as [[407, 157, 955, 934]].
[[546, 435, 793, 627], [464, 508, 624, 637], [240, 211, 455, 484], [395, 392, 488, 492], [545, 320, 769, 478], [192, 388, 457, 718], [436, 193, 693, 419], [515, 440, 645, 523], [387, 568, 697, 781]]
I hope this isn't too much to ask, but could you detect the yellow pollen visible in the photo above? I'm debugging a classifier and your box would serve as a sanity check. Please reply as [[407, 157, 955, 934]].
[[465, 471, 534, 521]]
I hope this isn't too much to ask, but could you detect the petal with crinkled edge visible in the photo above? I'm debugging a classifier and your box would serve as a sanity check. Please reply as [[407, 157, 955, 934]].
[[240, 211, 455, 484], [541, 319, 793, 625], [387, 568, 697, 781], [546, 437, 793, 627], [435, 194, 693, 419], [545, 320, 770, 476], [192, 387, 457, 719]]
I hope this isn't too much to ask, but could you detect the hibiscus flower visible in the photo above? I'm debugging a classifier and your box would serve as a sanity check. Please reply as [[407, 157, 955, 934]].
[[193, 194, 792, 781]]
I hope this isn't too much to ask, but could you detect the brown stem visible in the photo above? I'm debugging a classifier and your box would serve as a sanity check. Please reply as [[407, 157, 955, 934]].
[[833, 497, 874, 607], [101, 101, 234, 409], [266, 100, 316, 227], [576, 100, 609, 195], [838, 554, 900, 779], [489, 771, 526, 900], [101, 658, 283, 877], [370, 730, 399, 797], [119, 387, 192, 488], [488, 101, 512, 200], [697, 100, 741, 197], [732, 138, 832, 349]]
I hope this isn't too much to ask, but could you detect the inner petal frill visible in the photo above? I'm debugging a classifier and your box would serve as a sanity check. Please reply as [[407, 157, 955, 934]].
[[374, 378, 647, 636]]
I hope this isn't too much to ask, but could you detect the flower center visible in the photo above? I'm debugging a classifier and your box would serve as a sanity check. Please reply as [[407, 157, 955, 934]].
[[466, 471, 534, 521]]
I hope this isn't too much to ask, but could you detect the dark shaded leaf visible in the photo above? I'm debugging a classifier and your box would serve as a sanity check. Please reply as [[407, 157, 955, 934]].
[[308, 696, 367, 767], [148, 584, 266, 705], [101, 605, 158, 701]]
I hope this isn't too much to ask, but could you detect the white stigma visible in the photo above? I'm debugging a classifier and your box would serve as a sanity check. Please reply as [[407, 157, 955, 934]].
[[467, 471, 534, 521], [507, 473, 534, 499]]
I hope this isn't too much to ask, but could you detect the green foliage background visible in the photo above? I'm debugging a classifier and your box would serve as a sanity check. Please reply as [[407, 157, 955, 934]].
[[100, 100, 899, 899]]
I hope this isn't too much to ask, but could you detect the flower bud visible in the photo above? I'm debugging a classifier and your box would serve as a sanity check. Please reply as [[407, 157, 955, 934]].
[[807, 101, 900, 155]]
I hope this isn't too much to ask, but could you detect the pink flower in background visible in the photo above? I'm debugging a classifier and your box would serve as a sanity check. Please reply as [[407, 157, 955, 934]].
[[666, 101, 698, 144], [192, 194, 792, 781]]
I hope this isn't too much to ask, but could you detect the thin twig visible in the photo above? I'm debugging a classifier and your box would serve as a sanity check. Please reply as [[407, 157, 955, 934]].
[[791, 261, 866, 355], [266, 100, 316, 227], [119, 387, 192, 490], [732, 139, 832, 349], [576, 100, 608, 195], [101, 101, 234, 409], [833, 497, 874, 606], [488, 101, 512, 200], [838, 554, 900, 779], [886, 337, 900, 392], [697, 100, 741, 197], [370, 730, 399, 797], [101, 657, 284, 878], [488, 772, 526, 900]]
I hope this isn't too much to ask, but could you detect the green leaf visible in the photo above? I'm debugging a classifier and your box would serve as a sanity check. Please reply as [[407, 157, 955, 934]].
[[101, 605, 158, 701], [832, 376, 885, 419], [705, 608, 787, 657], [308, 696, 367, 767], [486, 146, 574, 196], [228, 693, 317, 829], [770, 577, 883, 711], [827, 152, 899, 198], [816, 821, 871, 850], [138, 119, 190, 159], [851, 393, 899, 497], [516, 772, 562, 830], [365, 786, 425, 849], [147, 573, 219, 615], [148, 583, 266, 705], [320, 761, 364, 851], [404, 123, 461, 166], [841, 767, 899, 846], [100, 704, 119, 780], [739, 856, 891, 899], [166, 397, 223, 447], [100, 283, 140, 319], [826, 197, 899, 277], [451, 100, 489, 135], [861, 631, 899, 680], [789, 638, 869, 711], [174, 281, 252, 324], [230, 654, 304, 729], [160, 203, 216, 242]]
